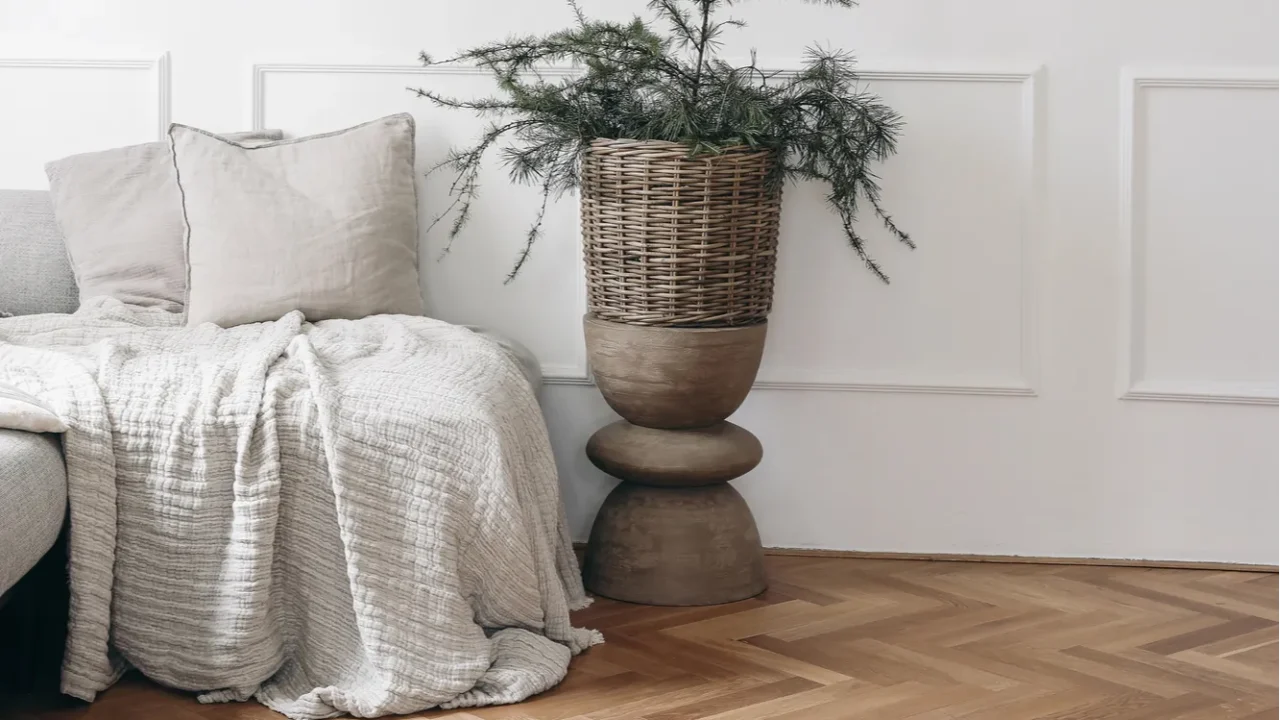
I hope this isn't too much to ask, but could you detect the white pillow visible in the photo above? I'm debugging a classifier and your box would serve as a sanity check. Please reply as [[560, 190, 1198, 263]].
[[169, 114, 424, 328], [0, 383, 67, 433]]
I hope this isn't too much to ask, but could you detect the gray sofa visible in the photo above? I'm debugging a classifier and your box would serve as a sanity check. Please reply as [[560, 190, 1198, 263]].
[[0, 190, 78, 599]]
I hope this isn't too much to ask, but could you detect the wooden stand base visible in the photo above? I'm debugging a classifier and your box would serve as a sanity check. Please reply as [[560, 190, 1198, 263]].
[[581, 316, 770, 606], [582, 482, 766, 606]]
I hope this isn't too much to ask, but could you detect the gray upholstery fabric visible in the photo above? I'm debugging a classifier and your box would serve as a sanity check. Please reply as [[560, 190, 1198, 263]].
[[0, 430, 67, 595], [465, 326, 543, 393], [0, 190, 79, 316]]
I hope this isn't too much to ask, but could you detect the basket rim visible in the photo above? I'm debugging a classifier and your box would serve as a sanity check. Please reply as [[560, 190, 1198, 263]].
[[586, 137, 773, 156]]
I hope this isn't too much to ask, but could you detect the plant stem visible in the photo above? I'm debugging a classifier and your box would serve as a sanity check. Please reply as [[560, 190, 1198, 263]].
[[690, 0, 712, 104]]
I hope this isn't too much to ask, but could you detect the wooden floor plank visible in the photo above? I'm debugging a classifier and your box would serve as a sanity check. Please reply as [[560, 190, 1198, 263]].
[[4, 556, 1275, 719]]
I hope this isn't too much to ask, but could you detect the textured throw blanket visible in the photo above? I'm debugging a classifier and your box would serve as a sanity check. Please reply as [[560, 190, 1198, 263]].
[[0, 299, 599, 718]]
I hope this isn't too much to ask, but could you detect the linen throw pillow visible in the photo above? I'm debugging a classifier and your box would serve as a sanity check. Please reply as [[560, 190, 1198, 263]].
[[0, 383, 67, 433], [170, 114, 424, 327], [45, 130, 284, 312]]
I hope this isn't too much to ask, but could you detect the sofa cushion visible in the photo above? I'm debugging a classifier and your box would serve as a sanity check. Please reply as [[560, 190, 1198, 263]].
[[0, 190, 78, 317], [0, 430, 67, 596], [465, 326, 542, 393]]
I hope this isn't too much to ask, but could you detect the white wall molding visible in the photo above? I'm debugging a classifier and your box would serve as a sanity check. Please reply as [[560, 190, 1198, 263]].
[[1123, 383, 1279, 406], [252, 63, 1045, 395], [250, 62, 577, 131], [541, 365, 594, 386], [761, 65, 1045, 397], [0, 54, 171, 140], [752, 376, 1035, 396], [1117, 67, 1280, 406]]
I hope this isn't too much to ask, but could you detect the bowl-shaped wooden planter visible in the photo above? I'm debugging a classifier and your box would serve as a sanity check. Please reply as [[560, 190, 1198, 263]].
[[584, 315, 766, 429]]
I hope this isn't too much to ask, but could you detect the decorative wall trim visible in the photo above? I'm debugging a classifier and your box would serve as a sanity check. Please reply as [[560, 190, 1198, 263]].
[[1117, 68, 1279, 406], [571, 541, 1277, 572], [759, 65, 1045, 397], [250, 62, 577, 131], [762, 546, 1278, 573], [752, 376, 1035, 397], [1122, 383, 1279, 407], [541, 365, 594, 386], [0, 54, 171, 140], [548, 375, 1039, 395], [252, 63, 1045, 396]]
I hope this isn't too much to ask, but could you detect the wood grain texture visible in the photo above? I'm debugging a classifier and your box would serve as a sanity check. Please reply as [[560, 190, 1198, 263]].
[[586, 421, 762, 487], [6, 556, 1276, 719], [583, 316, 766, 429], [583, 482, 767, 606]]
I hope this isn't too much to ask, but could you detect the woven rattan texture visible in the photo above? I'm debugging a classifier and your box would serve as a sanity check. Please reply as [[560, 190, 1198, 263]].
[[581, 139, 781, 327]]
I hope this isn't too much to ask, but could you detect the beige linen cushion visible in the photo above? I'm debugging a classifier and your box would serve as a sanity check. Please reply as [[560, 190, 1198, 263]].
[[44, 129, 284, 312], [170, 114, 423, 327]]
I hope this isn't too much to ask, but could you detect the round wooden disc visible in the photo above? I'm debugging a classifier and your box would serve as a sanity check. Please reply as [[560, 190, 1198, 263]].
[[587, 420, 763, 487], [583, 482, 767, 606]]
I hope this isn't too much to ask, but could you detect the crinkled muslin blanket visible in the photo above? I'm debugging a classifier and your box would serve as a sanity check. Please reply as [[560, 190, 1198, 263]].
[[0, 298, 600, 718]]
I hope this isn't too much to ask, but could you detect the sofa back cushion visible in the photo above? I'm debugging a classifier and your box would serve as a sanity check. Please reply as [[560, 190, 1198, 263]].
[[0, 190, 78, 317]]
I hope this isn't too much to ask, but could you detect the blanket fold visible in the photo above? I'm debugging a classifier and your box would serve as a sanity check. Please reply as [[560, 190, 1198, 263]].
[[0, 298, 599, 719]]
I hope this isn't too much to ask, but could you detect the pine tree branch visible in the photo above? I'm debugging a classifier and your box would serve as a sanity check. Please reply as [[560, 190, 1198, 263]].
[[506, 174, 556, 283], [648, 0, 699, 49], [415, 0, 908, 282]]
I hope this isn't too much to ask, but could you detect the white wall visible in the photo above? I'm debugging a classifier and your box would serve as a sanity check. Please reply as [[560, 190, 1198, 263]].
[[1, 0, 1275, 564]]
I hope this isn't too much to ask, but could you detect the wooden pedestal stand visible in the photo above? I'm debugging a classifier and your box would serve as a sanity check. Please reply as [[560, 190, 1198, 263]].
[[581, 316, 768, 606]]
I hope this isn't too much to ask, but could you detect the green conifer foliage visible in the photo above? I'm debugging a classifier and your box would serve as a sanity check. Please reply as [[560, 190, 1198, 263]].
[[415, 0, 912, 282]]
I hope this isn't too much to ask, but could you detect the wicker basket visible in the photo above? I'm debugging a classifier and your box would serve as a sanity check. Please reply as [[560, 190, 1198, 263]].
[[580, 138, 782, 327]]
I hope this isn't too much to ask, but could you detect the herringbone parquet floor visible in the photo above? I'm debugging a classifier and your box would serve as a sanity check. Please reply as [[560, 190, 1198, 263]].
[[8, 555, 1277, 719]]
